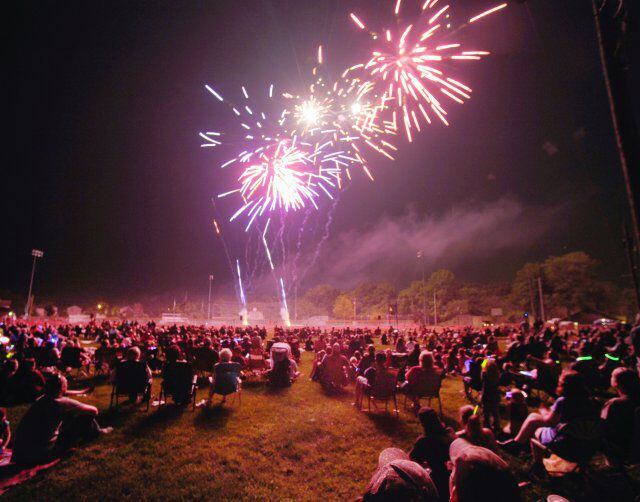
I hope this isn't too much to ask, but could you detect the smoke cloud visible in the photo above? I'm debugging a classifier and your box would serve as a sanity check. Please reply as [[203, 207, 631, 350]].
[[301, 197, 558, 288]]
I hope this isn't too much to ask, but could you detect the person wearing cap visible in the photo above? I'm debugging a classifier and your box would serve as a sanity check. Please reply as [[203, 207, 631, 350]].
[[362, 447, 439, 501], [449, 438, 521, 502], [409, 406, 456, 501]]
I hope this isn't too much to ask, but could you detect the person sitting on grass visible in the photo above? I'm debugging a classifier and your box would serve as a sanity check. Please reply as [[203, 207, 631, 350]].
[[409, 406, 456, 501], [10, 358, 46, 404], [601, 366, 640, 464], [0, 407, 11, 454], [310, 350, 326, 382], [448, 438, 521, 502], [319, 343, 350, 391], [399, 351, 442, 411], [207, 348, 242, 405], [503, 389, 528, 437], [362, 447, 439, 501], [456, 405, 497, 451], [354, 352, 389, 410], [498, 370, 595, 461], [11, 374, 112, 466]]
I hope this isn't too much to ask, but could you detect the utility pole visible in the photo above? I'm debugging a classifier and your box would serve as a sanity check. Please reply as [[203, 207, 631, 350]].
[[207, 274, 213, 320], [353, 297, 357, 326], [623, 224, 640, 310], [527, 278, 536, 318], [433, 290, 438, 326], [25, 249, 44, 318], [591, 0, 640, 259], [418, 251, 426, 326], [537, 276, 546, 322]]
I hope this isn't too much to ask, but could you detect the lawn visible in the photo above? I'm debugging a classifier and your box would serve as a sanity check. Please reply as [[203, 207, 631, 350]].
[[3, 345, 632, 501]]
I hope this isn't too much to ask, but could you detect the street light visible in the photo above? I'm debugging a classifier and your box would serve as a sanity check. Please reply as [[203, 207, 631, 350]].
[[207, 274, 214, 320], [25, 249, 44, 318]]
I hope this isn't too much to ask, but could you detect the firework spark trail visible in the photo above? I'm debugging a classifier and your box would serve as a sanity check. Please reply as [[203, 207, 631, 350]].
[[211, 198, 243, 307], [290, 208, 312, 315], [236, 259, 249, 325], [279, 277, 291, 326], [297, 190, 342, 287], [261, 218, 275, 271], [347, 0, 507, 142], [277, 213, 287, 282]]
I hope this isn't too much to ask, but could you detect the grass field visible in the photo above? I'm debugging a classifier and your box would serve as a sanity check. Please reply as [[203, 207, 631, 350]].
[[3, 346, 631, 501]]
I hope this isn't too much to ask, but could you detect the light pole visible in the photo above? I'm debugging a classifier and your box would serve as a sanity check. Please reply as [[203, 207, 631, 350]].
[[433, 290, 438, 326], [537, 276, 546, 322], [417, 250, 426, 326], [207, 274, 214, 320], [353, 297, 357, 326], [25, 249, 44, 318]]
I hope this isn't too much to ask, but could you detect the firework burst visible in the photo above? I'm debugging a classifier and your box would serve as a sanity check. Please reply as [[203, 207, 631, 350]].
[[348, 1, 507, 142], [282, 49, 398, 182], [201, 85, 340, 229]]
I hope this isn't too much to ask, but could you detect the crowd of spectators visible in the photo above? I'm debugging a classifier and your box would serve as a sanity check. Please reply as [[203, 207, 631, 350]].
[[1, 313, 640, 500]]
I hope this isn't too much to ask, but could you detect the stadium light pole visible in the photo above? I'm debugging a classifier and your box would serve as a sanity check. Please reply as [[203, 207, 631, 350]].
[[207, 274, 213, 321], [25, 249, 44, 319], [417, 250, 426, 326]]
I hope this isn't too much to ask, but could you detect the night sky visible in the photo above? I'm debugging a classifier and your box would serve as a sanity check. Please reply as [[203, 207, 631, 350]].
[[5, 0, 638, 304]]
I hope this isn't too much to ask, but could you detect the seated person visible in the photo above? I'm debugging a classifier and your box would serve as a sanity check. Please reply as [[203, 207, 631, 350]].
[[399, 351, 442, 410], [526, 352, 561, 397], [503, 389, 528, 437], [162, 345, 195, 405], [207, 348, 241, 404], [9, 358, 45, 404], [601, 367, 640, 464], [0, 359, 19, 405], [499, 370, 596, 463], [94, 340, 117, 374], [319, 343, 349, 390], [354, 352, 389, 409], [267, 355, 298, 388], [59, 342, 88, 372], [449, 438, 521, 502], [193, 339, 219, 374], [570, 347, 602, 391], [11, 374, 112, 465], [0, 407, 11, 454], [463, 356, 482, 398], [456, 405, 497, 451], [357, 345, 376, 375], [409, 407, 456, 501], [37, 341, 61, 368], [310, 350, 326, 382], [362, 447, 439, 501], [110, 347, 152, 404]]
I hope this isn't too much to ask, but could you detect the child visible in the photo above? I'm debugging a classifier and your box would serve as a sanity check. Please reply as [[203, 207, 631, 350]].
[[0, 408, 11, 454], [480, 359, 501, 431], [456, 405, 496, 450], [504, 389, 528, 437]]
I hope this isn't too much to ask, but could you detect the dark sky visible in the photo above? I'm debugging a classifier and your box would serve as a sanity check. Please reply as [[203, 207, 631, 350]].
[[4, 0, 638, 305]]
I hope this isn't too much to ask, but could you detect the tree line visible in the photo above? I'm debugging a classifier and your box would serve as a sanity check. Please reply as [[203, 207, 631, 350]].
[[297, 251, 637, 323]]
